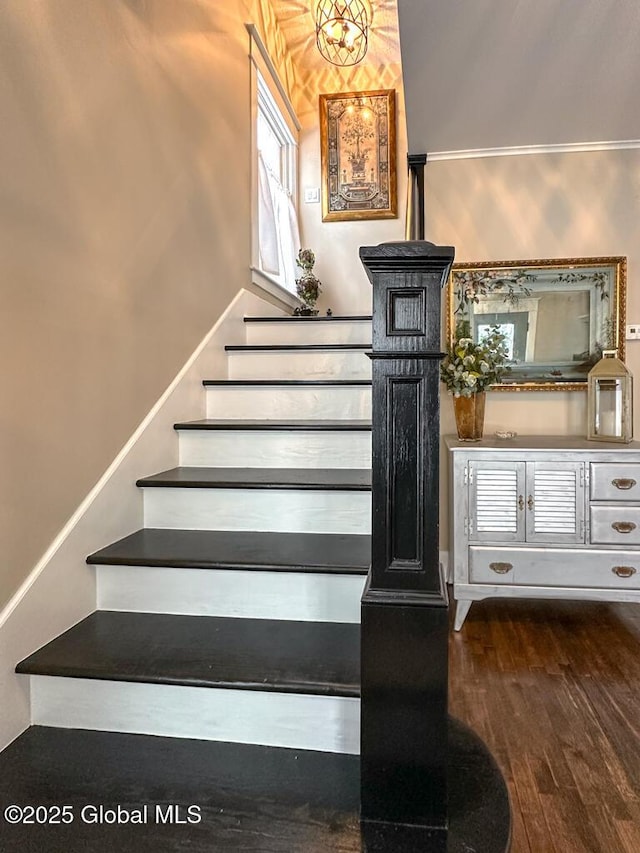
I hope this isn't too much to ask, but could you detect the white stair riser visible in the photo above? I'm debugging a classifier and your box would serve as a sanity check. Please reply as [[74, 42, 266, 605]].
[[245, 320, 371, 346], [228, 350, 371, 380], [97, 566, 366, 622], [30, 677, 360, 754], [143, 487, 372, 535], [179, 430, 371, 469], [206, 385, 372, 421]]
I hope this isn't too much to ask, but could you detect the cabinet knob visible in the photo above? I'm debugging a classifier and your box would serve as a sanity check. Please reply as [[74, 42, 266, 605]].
[[611, 521, 637, 534], [489, 561, 513, 574], [518, 495, 524, 511], [527, 495, 534, 511], [612, 478, 636, 490], [612, 566, 637, 579]]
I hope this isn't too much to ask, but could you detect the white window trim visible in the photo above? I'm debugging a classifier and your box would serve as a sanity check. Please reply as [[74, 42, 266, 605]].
[[246, 23, 302, 305], [250, 267, 301, 310], [246, 24, 301, 135]]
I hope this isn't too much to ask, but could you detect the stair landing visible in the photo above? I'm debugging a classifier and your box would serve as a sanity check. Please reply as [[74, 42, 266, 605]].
[[0, 721, 510, 852], [0, 727, 360, 853]]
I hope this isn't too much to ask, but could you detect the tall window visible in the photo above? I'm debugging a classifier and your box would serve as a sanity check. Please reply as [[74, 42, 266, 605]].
[[256, 70, 300, 294]]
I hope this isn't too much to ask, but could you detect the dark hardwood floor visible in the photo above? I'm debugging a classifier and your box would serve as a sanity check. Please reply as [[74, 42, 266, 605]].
[[449, 597, 640, 853]]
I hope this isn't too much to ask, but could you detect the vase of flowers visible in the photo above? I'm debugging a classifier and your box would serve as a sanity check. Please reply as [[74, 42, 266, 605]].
[[441, 321, 509, 440], [295, 248, 322, 315]]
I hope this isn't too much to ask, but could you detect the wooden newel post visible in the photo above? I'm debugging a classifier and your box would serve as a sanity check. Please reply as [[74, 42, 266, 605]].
[[406, 153, 427, 241], [360, 240, 454, 840]]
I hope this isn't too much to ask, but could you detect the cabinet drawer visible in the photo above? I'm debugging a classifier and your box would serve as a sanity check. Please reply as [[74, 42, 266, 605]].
[[590, 505, 640, 544], [469, 546, 640, 588], [591, 463, 640, 501]]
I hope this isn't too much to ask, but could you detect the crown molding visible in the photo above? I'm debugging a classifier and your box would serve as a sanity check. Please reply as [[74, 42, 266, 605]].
[[427, 139, 640, 162]]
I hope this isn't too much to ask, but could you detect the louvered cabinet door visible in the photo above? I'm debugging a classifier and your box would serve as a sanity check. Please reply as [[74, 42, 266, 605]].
[[525, 461, 585, 544], [469, 461, 526, 542]]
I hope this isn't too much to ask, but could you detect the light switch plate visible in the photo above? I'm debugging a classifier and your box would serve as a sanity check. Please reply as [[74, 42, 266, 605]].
[[304, 187, 320, 203], [626, 324, 640, 340]]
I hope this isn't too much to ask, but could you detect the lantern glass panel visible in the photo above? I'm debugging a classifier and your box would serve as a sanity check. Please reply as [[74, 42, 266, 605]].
[[594, 378, 623, 438]]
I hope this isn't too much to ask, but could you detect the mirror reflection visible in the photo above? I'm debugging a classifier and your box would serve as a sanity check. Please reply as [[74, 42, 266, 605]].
[[448, 257, 626, 390]]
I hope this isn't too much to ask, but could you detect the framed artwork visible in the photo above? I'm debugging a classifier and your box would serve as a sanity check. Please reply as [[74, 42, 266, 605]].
[[319, 89, 397, 222]]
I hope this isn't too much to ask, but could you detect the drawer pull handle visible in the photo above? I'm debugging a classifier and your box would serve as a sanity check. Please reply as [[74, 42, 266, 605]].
[[612, 566, 637, 579], [612, 478, 636, 490], [611, 521, 637, 534], [489, 561, 513, 574]]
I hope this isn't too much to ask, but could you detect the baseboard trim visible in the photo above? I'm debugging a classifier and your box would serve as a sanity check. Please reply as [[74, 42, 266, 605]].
[[439, 551, 451, 585]]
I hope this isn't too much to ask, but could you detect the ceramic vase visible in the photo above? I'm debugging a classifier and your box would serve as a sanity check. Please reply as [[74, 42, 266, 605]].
[[453, 392, 486, 441]]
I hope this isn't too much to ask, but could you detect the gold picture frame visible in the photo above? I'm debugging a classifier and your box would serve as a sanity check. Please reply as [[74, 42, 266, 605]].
[[319, 89, 397, 222], [446, 256, 627, 391]]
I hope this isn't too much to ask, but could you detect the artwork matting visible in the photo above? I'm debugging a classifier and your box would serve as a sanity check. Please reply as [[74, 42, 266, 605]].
[[319, 89, 397, 222]]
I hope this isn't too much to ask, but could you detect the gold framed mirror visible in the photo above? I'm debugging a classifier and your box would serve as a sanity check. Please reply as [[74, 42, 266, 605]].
[[446, 256, 627, 391]]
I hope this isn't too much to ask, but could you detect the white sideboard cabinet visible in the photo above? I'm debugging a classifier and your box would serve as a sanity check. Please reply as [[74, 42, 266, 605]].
[[446, 435, 640, 630]]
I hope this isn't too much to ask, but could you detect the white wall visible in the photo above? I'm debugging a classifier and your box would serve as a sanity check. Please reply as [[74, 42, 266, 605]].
[[0, 0, 294, 609], [430, 148, 640, 545], [289, 0, 409, 315], [297, 74, 409, 314]]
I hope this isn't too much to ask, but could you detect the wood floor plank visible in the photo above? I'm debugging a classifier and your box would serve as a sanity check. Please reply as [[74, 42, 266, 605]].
[[510, 754, 558, 853], [449, 598, 640, 853]]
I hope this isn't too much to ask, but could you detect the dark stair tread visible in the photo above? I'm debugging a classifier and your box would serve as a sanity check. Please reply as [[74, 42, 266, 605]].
[[87, 529, 371, 574], [225, 343, 370, 352], [174, 418, 372, 430], [0, 722, 510, 853], [16, 612, 360, 696], [244, 314, 371, 322], [136, 467, 371, 490], [203, 379, 372, 386], [0, 727, 360, 852]]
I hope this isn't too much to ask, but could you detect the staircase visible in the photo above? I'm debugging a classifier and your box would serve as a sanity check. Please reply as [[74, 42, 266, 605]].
[[2, 314, 374, 851]]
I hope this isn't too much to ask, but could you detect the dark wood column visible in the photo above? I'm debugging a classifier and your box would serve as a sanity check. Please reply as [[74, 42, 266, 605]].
[[406, 153, 427, 241], [360, 241, 453, 841]]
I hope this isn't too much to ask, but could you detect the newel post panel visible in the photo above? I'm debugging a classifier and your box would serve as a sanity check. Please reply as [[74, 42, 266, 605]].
[[359, 241, 454, 837]]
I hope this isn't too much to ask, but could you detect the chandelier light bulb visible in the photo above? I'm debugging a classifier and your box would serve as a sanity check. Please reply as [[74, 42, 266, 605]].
[[315, 0, 369, 67]]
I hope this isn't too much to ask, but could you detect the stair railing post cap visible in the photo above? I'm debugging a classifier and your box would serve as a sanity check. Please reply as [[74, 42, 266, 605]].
[[359, 241, 456, 278]]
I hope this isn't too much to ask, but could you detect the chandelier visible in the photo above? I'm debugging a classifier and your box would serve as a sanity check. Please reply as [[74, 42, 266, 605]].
[[315, 0, 369, 67]]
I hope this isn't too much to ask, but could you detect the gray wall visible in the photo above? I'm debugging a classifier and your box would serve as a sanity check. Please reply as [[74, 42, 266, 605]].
[[399, 0, 640, 152]]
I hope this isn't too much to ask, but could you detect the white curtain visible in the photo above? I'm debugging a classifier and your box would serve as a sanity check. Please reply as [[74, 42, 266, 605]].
[[257, 151, 300, 293]]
